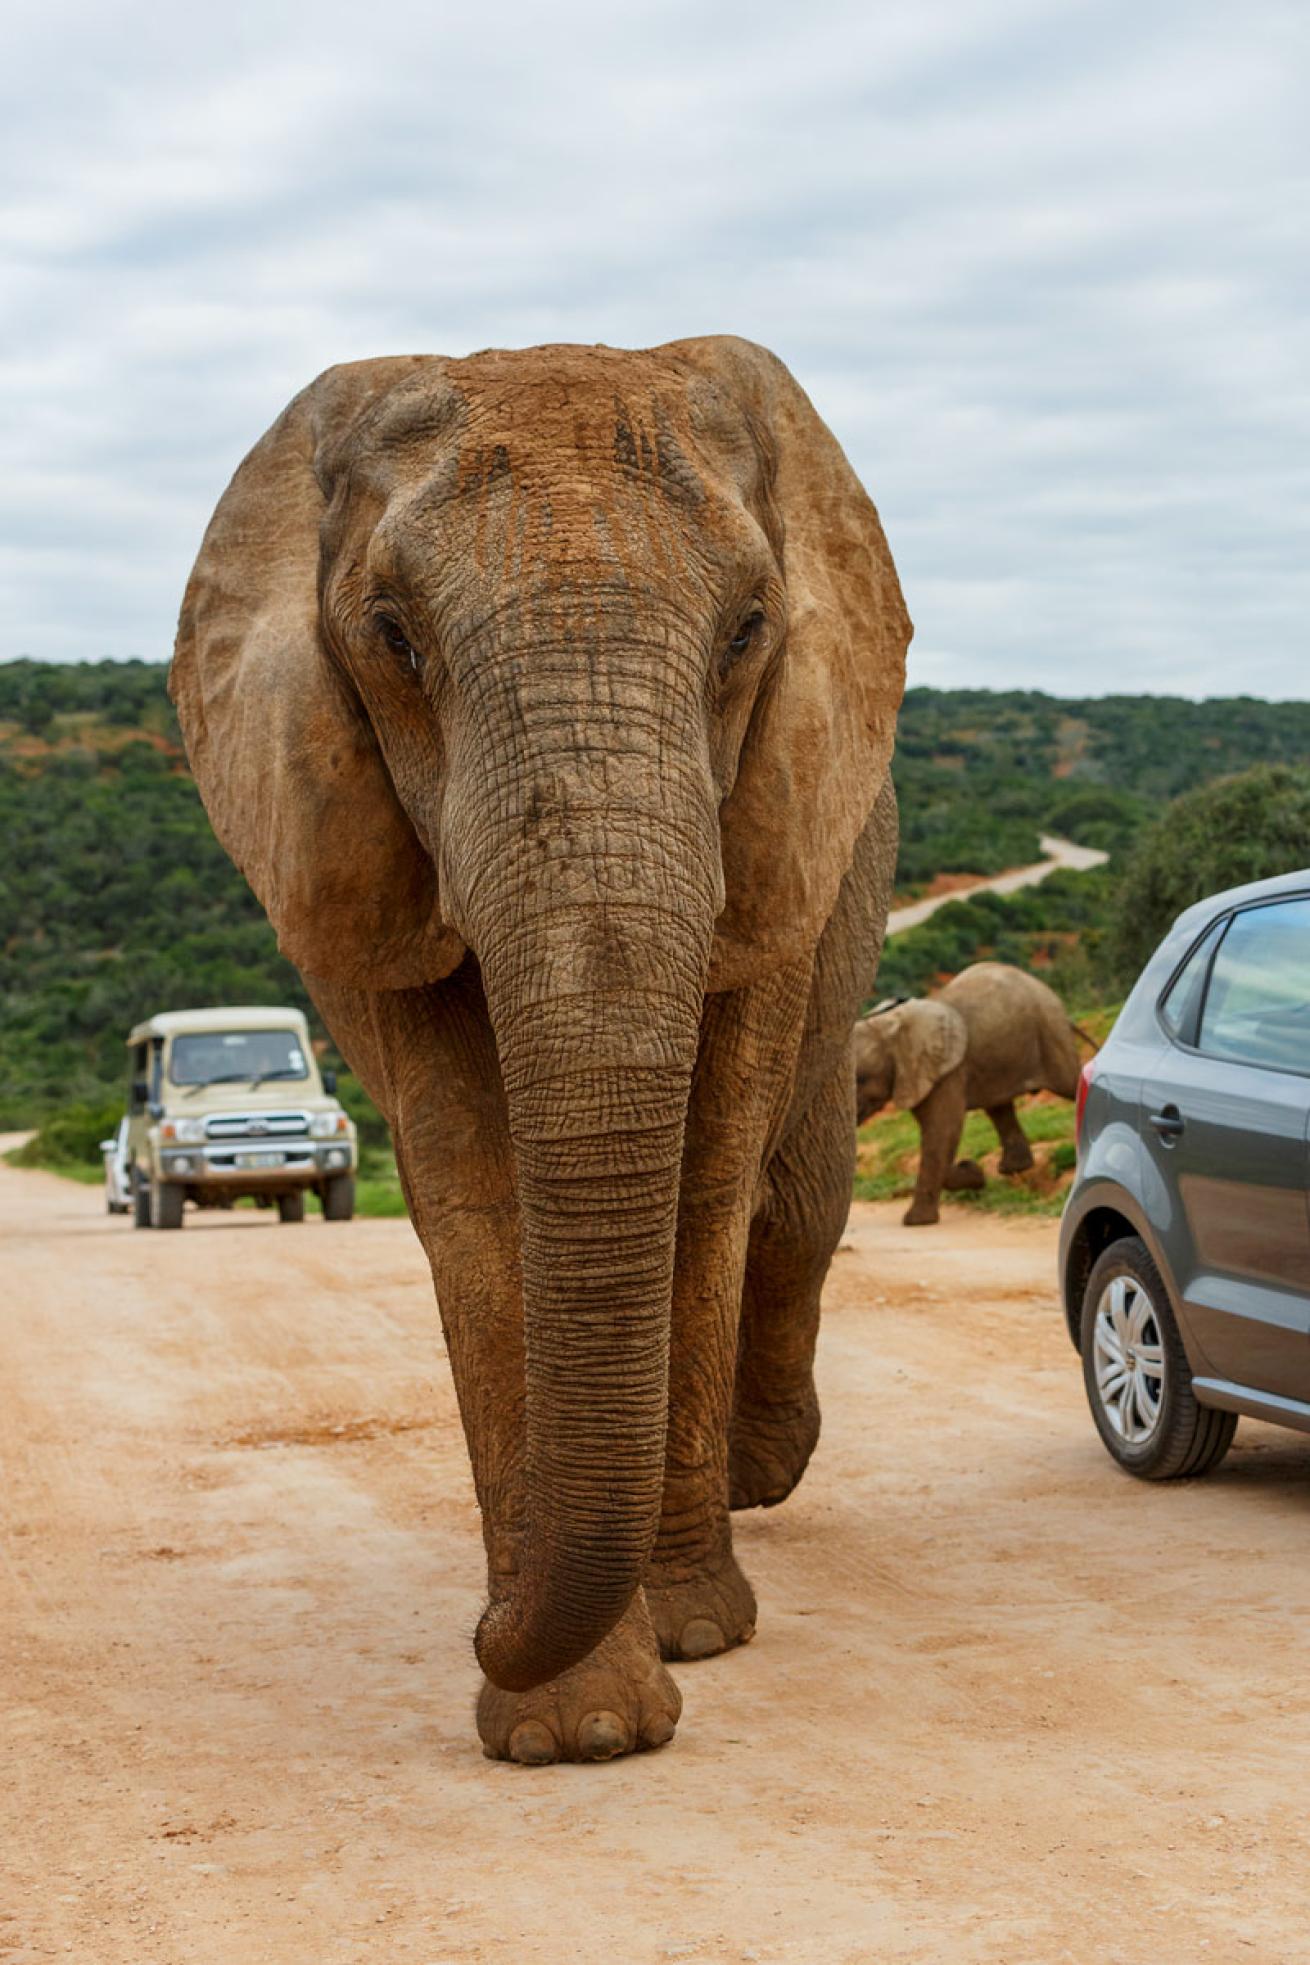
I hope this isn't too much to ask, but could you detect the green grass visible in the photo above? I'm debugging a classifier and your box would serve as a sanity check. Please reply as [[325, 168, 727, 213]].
[[4, 1146, 105, 1184], [853, 1099, 1078, 1218]]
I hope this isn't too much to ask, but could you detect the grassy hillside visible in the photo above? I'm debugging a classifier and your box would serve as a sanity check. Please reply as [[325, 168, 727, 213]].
[[4, 659, 1310, 1130], [893, 686, 1310, 888]]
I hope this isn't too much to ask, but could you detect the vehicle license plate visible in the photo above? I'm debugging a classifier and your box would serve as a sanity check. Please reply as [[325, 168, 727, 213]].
[[236, 1151, 284, 1169]]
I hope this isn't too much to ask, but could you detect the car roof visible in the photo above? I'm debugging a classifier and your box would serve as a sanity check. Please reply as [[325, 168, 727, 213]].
[[1169, 865, 1310, 941], [1111, 863, 1310, 1043], [126, 1006, 309, 1046]]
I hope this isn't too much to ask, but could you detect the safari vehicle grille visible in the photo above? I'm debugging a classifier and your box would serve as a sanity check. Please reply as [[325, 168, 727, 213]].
[[203, 1111, 311, 1141]]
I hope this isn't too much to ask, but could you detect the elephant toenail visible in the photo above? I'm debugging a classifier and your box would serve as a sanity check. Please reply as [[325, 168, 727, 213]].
[[576, 1710, 629, 1760], [678, 1617, 726, 1659], [641, 1712, 677, 1749], [508, 1721, 558, 1765]]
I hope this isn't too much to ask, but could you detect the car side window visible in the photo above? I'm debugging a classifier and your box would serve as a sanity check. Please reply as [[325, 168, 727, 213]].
[[1159, 916, 1227, 1045], [1197, 896, 1310, 1075]]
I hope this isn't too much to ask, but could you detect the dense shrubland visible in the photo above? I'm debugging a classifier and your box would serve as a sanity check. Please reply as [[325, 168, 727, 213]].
[[3, 661, 1309, 1152]]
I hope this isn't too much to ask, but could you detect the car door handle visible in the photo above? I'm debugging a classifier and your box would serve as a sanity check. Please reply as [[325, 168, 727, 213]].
[[1149, 1104, 1185, 1142]]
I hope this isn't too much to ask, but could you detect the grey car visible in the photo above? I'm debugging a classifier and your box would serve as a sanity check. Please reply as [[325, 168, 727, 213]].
[[1060, 867, 1310, 1478]]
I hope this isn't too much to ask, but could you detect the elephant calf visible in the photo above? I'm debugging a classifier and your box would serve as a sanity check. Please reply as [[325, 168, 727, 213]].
[[170, 336, 910, 1763], [854, 961, 1085, 1226]]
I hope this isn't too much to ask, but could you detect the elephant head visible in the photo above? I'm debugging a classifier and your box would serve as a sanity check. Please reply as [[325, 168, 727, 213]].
[[854, 998, 967, 1124], [170, 338, 909, 1693]]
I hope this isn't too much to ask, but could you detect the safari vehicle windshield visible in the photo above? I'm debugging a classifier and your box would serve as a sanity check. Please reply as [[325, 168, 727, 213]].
[[169, 1028, 310, 1093]]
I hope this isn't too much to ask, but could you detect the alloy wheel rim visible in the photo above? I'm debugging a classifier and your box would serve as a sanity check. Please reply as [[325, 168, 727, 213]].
[[1093, 1275, 1165, 1444]]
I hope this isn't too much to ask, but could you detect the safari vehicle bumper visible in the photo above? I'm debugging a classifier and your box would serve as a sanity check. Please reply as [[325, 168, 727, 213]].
[[154, 1142, 356, 1185]]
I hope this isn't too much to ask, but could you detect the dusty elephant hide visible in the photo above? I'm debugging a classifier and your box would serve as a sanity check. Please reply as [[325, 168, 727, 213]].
[[170, 336, 910, 1763]]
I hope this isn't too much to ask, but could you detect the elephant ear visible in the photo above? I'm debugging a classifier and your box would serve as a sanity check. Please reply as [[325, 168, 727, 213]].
[[667, 336, 911, 990], [169, 358, 465, 990], [892, 1001, 968, 1111]]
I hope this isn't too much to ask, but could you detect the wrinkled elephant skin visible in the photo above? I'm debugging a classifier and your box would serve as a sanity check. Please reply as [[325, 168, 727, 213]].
[[169, 338, 910, 1762]]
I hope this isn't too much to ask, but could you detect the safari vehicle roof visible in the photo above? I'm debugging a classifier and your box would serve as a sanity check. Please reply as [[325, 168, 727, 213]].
[[126, 1006, 309, 1047]]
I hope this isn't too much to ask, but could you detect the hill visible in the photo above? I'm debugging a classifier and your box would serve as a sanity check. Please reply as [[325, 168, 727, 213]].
[[3, 659, 1310, 1120]]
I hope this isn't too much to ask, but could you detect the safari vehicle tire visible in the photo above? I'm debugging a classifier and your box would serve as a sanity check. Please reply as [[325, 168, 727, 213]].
[[151, 1180, 185, 1231], [133, 1174, 152, 1229], [1081, 1237, 1236, 1480], [321, 1173, 355, 1222], [277, 1192, 305, 1223]]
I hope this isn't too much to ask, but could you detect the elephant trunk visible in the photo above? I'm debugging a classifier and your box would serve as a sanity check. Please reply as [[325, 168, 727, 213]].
[[454, 653, 720, 1693]]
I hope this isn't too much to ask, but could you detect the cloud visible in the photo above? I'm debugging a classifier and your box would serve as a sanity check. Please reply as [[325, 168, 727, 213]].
[[1, 0, 1306, 695]]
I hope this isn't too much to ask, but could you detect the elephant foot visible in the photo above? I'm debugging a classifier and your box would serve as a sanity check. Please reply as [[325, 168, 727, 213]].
[[999, 1145, 1035, 1175], [477, 1591, 680, 1765], [645, 1549, 758, 1663], [728, 1381, 820, 1510], [902, 1197, 940, 1226], [943, 1157, 986, 1192]]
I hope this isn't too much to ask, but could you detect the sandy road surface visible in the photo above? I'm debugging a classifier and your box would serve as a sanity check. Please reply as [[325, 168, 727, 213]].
[[3, 1158, 1309, 1965]]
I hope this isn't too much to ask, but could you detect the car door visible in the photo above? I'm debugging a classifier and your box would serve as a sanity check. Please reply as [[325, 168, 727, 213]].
[[1141, 893, 1310, 1403]]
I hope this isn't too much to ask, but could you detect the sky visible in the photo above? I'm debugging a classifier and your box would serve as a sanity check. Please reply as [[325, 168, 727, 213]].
[[2, 0, 1307, 697]]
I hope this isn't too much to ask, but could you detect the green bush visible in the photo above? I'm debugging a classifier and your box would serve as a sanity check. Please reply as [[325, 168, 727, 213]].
[[9, 1100, 123, 1171], [1110, 765, 1310, 983]]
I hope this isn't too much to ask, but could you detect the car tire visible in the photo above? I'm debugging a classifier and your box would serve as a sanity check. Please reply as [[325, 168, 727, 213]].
[[277, 1192, 305, 1224], [133, 1173, 152, 1229], [1081, 1236, 1236, 1480], [151, 1180, 185, 1230], [321, 1172, 355, 1222]]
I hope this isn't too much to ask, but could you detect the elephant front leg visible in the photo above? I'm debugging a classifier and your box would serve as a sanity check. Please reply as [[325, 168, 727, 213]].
[[989, 1099, 1035, 1174], [353, 975, 681, 1765], [645, 977, 809, 1663], [904, 1069, 968, 1225], [645, 1183, 761, 1664], [729, 1057, 854, 1510]]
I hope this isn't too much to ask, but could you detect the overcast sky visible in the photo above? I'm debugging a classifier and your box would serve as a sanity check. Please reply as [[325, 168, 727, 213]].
[[3, 0, 1306, 696]]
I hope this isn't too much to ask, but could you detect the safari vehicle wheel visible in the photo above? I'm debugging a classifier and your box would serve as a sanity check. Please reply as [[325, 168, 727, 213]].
[[151, 1180, 185, 1231], [277, 1192, 305, 1223], [1081, 1237, 1236, 1480], [133, 1173, 152, 1229], [321, 1172, 355, 1222]]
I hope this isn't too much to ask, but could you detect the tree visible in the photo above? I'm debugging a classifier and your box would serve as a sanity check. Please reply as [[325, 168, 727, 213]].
[[1110, 765, 1310, 983]]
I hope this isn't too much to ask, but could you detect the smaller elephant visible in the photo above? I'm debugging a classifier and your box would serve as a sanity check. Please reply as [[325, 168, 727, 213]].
[[854, 961, 1088, 1226]]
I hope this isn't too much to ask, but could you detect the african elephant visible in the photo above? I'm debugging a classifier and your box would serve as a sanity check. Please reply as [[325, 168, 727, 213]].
[[854, 961, 1084, 1226], [170, 338, 910, 1764]]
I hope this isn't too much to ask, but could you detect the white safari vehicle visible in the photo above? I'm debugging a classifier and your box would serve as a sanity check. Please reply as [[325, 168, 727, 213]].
[[100, 1115, 133, 1214], [124, 1006, 357, 1229]]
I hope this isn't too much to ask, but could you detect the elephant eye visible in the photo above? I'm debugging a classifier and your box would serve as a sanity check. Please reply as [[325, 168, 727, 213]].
[[726, 610, 765, 659], [376, 613, 421, 673]]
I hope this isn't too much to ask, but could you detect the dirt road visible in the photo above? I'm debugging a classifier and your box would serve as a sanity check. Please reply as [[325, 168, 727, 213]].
[[885, 834, 1109, 937], [3, 1157, 1308, 1964]]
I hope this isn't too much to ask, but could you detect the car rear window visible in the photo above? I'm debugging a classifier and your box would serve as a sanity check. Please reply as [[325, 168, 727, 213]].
[[1197, 897, 1310, 1075]]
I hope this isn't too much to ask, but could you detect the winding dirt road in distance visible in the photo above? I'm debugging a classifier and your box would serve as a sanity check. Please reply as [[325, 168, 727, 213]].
[[3, 1154, 1308, 1963], [886, 834, 1109, 937]]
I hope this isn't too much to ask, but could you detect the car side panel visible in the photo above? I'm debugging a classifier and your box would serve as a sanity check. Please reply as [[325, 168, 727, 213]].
[[1059, 1027, 1196, 1353], [1141, 1051, 1310, 1402]]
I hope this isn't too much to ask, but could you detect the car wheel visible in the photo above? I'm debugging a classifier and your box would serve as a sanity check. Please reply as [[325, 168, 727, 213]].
[[277, 1192, 305, 1223], [133, 1173, 152, 1229], [321, 1172, 355, 1221], [1081, 1237, 1236, 1480], [151, 1180, 185, 1230]]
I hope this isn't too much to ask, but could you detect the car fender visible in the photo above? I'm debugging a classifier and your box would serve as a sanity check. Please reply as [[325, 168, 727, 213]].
[[1059, 1142, 1188, 1356]]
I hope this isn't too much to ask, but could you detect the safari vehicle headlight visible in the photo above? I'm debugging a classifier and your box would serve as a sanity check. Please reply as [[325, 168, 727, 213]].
[[159, 1116, 207, 1145], [310, 1111, 349, 1138]]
